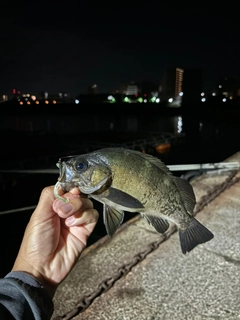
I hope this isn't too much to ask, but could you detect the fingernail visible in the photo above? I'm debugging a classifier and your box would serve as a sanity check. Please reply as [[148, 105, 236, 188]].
[[59, 202, 73, 214], [66, 216, 75, 226]]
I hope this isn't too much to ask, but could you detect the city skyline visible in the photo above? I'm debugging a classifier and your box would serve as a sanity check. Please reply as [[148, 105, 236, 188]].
[[0, 3, 239, 97]]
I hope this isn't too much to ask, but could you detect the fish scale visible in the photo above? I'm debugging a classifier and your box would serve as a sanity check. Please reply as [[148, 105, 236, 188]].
[[54, 147, 214, 254]]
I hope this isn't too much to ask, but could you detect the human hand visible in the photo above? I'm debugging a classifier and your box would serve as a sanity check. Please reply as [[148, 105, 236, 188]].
[[11, 185, 99, 297]]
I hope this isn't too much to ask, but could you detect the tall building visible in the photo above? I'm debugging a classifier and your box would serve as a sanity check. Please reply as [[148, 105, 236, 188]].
[[175, 68, 184, 96], [181, 68, 203, 106], [160, 67, 184, 101]]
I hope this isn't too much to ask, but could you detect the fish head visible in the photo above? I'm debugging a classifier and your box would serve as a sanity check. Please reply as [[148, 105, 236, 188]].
[[56, 153, 112, 195]]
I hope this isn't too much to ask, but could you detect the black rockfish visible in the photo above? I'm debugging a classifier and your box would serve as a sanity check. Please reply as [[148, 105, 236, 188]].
[[54, 148, 214, 254]]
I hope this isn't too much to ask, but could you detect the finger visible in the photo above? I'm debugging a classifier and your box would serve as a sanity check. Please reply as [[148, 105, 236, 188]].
[[31, 186, 56, 220], [65, 208, 99, 227], [65, 208, 99, 245], [56, 186, 81, 199], [53, 196, 94, 218], [69, 187, 81, 196]]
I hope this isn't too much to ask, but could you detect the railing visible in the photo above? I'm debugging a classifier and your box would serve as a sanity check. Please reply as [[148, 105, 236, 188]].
[[1, 161, 239, 216]]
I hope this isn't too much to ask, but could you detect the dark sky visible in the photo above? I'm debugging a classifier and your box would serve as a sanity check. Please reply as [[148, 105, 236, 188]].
[[0, 2, 239, 97]]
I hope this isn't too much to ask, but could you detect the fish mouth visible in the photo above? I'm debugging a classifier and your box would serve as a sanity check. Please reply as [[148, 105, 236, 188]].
[[57, 162, 111, 195], [57, 162, 74, 185], [57, 162, 65, 182]]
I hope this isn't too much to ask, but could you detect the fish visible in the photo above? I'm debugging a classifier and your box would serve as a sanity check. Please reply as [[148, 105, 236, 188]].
[[54, 147, 214, 254]]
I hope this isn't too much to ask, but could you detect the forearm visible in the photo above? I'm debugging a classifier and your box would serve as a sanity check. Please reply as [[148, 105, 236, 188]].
[[0, 271, 53, 320]]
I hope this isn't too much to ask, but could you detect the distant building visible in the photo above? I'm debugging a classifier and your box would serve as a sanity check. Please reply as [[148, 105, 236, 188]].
[[0, 94, 8, 102], [181, 68, 203, 106], [123, 82, 139, 95], [160, 67, 184, 101], [175, 68, 184, 96]]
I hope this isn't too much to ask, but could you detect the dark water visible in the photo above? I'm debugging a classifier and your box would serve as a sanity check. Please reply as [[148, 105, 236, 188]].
[[0, 110, 240, 277]]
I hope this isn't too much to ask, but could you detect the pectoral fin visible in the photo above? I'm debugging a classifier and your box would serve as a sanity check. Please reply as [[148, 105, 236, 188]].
[[143, 214, 169, 234], [103, 204, 125, 237], [104, 187, 145, 209]]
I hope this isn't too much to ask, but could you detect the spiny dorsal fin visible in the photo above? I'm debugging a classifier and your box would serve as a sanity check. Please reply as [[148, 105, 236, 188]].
[[130, 150, 172, 175]]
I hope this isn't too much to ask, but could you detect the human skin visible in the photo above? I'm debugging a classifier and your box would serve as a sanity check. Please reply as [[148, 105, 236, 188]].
[[11, 185, 99, 298]]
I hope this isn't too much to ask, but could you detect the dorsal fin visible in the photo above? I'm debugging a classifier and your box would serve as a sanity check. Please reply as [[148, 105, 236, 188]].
[[131, 150, 173, 175]]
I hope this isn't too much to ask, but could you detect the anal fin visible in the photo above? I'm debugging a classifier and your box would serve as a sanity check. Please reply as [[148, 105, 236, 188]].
[[143, 214, 169, 234]]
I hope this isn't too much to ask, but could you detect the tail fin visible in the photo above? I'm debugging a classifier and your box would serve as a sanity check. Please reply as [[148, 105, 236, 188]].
[[179, 218, 214, 254]]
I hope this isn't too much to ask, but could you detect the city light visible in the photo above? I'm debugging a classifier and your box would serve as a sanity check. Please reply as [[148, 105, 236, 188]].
[[2, 71, 239, 107], [177, 116, 183, 133], [107, 95, 116, 103]]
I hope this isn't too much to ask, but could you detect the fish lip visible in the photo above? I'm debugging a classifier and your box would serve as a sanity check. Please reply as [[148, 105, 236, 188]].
[[79, 176, 110, 194], [57, 162, 66, 182]]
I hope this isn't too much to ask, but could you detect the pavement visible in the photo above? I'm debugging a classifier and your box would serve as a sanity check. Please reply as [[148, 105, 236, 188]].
[[51, 152, 240, 320]]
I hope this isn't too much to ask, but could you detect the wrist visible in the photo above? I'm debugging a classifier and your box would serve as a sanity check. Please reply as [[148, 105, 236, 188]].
[[4, 271, 54, 318], [12, 260, 57, 298]]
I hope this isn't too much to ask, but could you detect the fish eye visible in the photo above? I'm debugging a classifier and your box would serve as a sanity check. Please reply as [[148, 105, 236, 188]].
[[74, 160, 88, 172]]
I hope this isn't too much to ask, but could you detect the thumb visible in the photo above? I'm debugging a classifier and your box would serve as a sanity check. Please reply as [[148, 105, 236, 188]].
[[31, 186, 56, 221]]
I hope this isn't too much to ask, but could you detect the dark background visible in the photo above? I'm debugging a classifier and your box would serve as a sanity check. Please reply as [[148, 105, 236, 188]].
[[0, 3, 239, 96]]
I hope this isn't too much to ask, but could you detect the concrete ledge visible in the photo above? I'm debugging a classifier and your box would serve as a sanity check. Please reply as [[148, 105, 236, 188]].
[[52, 152, 240, 320]]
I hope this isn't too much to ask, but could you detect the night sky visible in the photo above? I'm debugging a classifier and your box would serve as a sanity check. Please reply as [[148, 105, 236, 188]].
[[0, 2, 239, 97]]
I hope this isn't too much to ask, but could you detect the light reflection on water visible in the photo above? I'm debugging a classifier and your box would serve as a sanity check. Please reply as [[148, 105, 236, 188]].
[[1, 113, 224, 140], [173, 116, 183, 134], [1, 112, 239, 166]]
